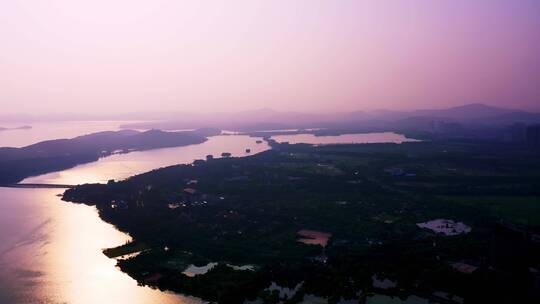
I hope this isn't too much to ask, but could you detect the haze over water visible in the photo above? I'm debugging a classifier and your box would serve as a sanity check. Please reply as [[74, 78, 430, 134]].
[[0, 121, 131, 148]]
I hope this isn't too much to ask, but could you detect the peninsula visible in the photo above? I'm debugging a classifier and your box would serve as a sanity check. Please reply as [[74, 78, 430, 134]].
[[0, 128, 220, 184], [63, 139, 540, 303]]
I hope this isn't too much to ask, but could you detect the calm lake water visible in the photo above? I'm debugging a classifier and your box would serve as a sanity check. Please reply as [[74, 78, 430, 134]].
[[0, 188, 201, 304], [271, 132, 418, 145]]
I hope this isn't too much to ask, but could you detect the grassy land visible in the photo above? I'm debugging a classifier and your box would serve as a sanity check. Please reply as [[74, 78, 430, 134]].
[[62, 140, 540, 303], [437, 195, 540, 226]]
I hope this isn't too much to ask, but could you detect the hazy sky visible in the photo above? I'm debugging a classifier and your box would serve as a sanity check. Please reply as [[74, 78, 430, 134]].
[[1, 0, 539, 115]]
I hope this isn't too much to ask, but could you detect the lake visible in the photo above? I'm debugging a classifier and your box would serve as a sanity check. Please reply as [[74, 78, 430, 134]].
[[0, 188, 201, 304], [271, 132, 418, 145]]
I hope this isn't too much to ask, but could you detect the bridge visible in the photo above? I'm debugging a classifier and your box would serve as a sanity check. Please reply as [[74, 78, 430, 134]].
[[0, 183, 76, 189]]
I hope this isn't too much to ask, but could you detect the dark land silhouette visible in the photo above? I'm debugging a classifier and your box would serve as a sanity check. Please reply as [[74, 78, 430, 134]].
[[63, 138, 540, 303]]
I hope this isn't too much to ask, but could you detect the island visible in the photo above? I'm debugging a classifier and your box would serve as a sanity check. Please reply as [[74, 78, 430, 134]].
[[63, 139, 540, 303], [0, 125, 32, 131]]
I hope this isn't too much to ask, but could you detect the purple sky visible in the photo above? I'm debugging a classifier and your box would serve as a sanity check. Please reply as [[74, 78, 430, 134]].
[[1, 0, 539, 115]]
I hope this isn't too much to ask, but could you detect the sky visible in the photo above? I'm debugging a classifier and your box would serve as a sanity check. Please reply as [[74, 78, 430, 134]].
[[1, 0, 539, 115]]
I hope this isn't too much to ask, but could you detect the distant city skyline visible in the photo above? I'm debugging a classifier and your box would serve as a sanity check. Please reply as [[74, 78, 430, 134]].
[[1, 0, 539, 115]]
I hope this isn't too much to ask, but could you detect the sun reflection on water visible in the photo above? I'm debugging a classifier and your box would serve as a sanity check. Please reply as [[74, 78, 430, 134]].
[[0, 188, 201, 304]]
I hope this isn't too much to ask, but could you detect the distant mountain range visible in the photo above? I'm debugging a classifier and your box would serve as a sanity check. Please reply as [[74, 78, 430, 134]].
[[2, 104, 539, 132], [117, 103, 540, 132], [380, 103, 540, 124]]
